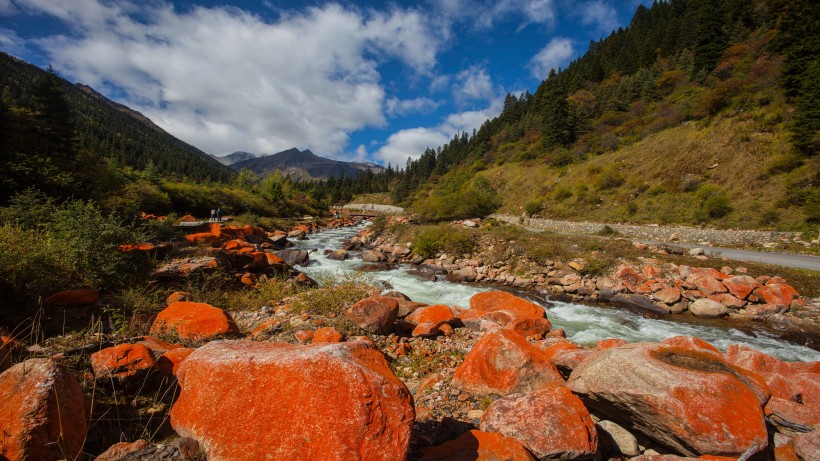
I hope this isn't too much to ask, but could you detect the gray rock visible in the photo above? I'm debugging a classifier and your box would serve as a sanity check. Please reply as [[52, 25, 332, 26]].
[[689, 298, 728, 318], [274, 249, 309, 267], [610, 294, 670, 314], [598, 420, 640, 456], [361, 250, 387, 263], [326, 249, 349, 261]]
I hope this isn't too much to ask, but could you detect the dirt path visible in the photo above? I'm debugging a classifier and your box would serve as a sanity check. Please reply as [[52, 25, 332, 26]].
[[491, 214, 820, 271]]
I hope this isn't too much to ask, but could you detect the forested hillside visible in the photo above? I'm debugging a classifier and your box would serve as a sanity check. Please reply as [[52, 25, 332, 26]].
[[350, 0, 820, 230]]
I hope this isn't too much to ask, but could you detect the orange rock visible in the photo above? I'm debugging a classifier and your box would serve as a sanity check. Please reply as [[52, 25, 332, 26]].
[[722, 275, 758, 300], [539, 339, 582, 361], [661, 336, 722, 355], [185, 232, 221, 246], [654, 287, 682, 305], [596, 338, 628, 350], [44, 288, 100, 306], [765, 396, 819, 430], [405, 304, 456, 327], [0, 359, 87, 461], [294, 330, 315, 343], [614, 265, 644, 286], [480, 386, 597, 460], [1, 333, 21, 373], [687, 275, 727, 295], [94, 439, 152, 461], [171, 340, 414, 461], [642, 265, 664, 278], [118, 242, 157, 253], [157, 347, 194, 378], [708, 293, 745, 309], [453, 329, 564, 396], [461, 291, 551, 337], [773, 444, 800, 461], [91, 343, 157, 383], [344, 296, 399, 335], [753, 283, 799, 307], [150, 302, 240, 341], [312, 327, 343, 343], [250, 318, 280, 337], [724, 344, 801, 401], [568, 343, 769, 457], [166, 291, 190, 304], [222, 239, 255, 251], [179, 214, 197, 222], [690, 267, 730, 280], [411, 323, 443, 337], [419, 429, 535, 461]]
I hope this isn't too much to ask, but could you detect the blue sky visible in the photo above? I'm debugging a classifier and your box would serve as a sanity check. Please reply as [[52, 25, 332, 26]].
[[0, 0, 647, 166]]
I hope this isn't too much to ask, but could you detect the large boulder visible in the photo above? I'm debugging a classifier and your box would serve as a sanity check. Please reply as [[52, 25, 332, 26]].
[[361, 250, 387, 263], [610, 293, 669, 314], [343, 296, 399, 335], [0, 359, 87, 461], [405, 304, 456, 327], [688, 298, 728, 318], [418, 429, 535, 461], [274, 249, 309, 267], [150, 302, 240, 341], [480, 387, 598, 460], [460, 291, 551, 337], [170, 340, 414, 461], [452, 329, 564, 396], [567, 343, 769, 457], [44, 288, 99, 306], [754, 282, 799, 306]]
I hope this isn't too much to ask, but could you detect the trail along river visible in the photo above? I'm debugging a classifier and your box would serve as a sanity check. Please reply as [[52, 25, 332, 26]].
[[294, 223, 819, 362]]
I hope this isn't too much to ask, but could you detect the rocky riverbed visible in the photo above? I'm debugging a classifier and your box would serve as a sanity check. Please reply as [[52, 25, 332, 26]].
[[1, 216, 817, 461]]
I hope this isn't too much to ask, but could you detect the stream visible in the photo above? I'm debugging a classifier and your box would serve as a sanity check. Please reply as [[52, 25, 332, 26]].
[[294, 223, 819, 362]]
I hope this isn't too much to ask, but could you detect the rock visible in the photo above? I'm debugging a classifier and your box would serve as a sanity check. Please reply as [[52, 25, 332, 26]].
[[452, 329, 564, 396], [613, 265, 644, 288], [660, 336, 721, 355], [312, 326, 343, 343], [343, 296, 399, 335], [0, 359, 87, 461], [405, 304, 455, 327], [792, 430, 819, 461], [411, 323, 443, 337], [567, 343, 769, 457], [689, 248, 705, 256], [722, 276, 758, 300], [460, 291, 551, 338], [171, 340, 414, 461], [610, 293, 670, 314], [274, 249, 310, 267], [327, 249, 349, 260], [93, 439, 152, 461], [166, 291, 190, 304], [480, 387, 597, 460], [382, 290, 412, 301], [754, 283, 799, 307], [361, 250, 387, 263], [708, 293, 745, 309], [551, 349, 594, 376], [654, 287, 681, 305], [596, 338, 629, 350], [294, 330, 314, 343], [1, 333, 20, 373], [687, 274, 727, 295], [44, 288, 99, 306], [463, 220, 479, 228], [149, 301, 240, 341], [395, 300, 429, 318], [157, 347, 194, 378], [185, 232, 220, 246], [419, 429, 535, 461], [597, 420, 640, 457], [765, 396, 819, 431], [90, 343, 157, 385], [689, 298, 728, 318]]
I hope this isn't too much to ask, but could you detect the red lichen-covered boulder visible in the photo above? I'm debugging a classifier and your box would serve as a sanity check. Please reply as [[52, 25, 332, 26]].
[[44, 288, 100, 306], [312, 326, 344, 343], [660, 336, 722, 355], [343, 296, 399, 335], [157, 347, 194, 378], [90, 343, 157, 384], [94, 439, 152, 461], [480, 387, 597, 460], [1, 332, 21, 373], [596, 338, 628, 350], [753, 283, 799, 308], [150, 302, 240, 341], [567, 343, 769, 457], [722, 276, 759, 300], [765, 396, 820, 430], [792, 430, 819, 461], [0, 359, 87, 461], [419, 430, 535, 461], [724, 344, 807, 402], [185, 232, 220, 246], [461, 291, 551, 338], [452, 329, 564, 396], [406, 304, 456, 327], [170, 340, 414, 461]]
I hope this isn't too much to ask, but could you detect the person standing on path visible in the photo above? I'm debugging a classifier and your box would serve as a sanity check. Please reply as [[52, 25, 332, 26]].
[[210, 209, 216, 222], [215, 207, 223, 222]]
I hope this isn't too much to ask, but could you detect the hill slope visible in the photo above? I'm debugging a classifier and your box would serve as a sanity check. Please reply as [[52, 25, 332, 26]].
[[232, 148, 384, 180], [0, 52, 233, 182]]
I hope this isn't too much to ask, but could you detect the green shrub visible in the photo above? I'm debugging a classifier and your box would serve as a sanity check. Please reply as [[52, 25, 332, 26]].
[[412, 225, 474, 258], [594, 167, 625, 190], [524, 200, 543, 217], [411, 174, 501, 222], [369, 214, 387, 236], [702, 194, 733, 218]]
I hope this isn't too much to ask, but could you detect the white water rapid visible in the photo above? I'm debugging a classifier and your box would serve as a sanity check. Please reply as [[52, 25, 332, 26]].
[[294, 223, 819, 362]]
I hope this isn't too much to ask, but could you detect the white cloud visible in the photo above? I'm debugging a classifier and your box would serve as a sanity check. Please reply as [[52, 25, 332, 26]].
[[0, 28, 24, 54], [16, 1, 445, 156], [386, 96, 441, 117], [530, 37, 574, 78], [454, 66, 494, 103], [580, 1, 619, 33], [0, 0, 18, 15], [373, 98, 503, 166], [432, 0, 556, 30]]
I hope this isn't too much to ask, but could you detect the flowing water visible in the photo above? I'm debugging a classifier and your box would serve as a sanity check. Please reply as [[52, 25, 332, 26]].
[[294, 223, 819, 362]]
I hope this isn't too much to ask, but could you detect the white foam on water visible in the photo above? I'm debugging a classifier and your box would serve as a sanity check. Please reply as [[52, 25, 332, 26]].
[[295, 223, 820, 362]]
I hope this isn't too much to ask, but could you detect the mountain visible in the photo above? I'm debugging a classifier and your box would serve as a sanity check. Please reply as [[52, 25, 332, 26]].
[[0, 52, 234, 183], [213, 151, 258, 165], [231, 148, 385, 180]]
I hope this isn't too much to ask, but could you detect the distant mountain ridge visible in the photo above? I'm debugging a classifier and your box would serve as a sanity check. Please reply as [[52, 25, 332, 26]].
[[213, 151, 257, 165], [228, 148, 384, 180]]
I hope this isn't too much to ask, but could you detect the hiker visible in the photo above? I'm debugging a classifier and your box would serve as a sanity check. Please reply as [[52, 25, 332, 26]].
[[210, 209, 216, 222], [215, 208, 223, 222]]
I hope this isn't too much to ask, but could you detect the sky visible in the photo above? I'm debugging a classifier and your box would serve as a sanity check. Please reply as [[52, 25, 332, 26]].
[[0, 0, 648, 166]]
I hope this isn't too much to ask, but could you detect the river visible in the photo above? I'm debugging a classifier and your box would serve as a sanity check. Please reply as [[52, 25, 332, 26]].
[[294, 223, 819, 362]]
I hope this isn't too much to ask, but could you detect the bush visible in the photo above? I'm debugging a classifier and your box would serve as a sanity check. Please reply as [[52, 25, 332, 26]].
[[411, 175, 501, 222], [412, 225, 474, 258], [702, 194, 733, 218], [524, 200, 543, 217]]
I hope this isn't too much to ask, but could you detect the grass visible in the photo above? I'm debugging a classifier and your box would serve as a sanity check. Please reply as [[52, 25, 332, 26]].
[[289, 273, 372, 316], [390, 339, 465, 380]]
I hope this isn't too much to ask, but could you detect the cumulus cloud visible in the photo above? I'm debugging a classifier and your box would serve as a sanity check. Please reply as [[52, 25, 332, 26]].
[[530, 37, 574, 78], [454, 66, 494, 103], [385, 96, 441, 117], [373, 99, 503, 166], [580, 0, 619, 33], [10, 0, 445, 156], [431, 0, 556, 29], [0, 28, 25, 54]]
